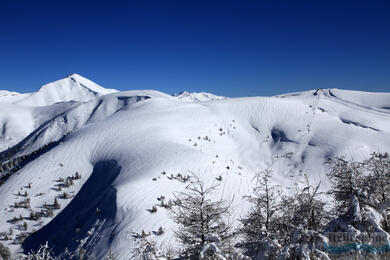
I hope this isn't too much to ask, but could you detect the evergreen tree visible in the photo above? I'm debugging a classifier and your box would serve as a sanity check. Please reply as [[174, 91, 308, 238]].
[[170, 175, 232, 259], [325, 154, 390, 258], [239, 170, 282, 258], [327, 157, 365, 214], [131, 234, 162, 260], [279, 175, 328, 233], [278, 175, 329, 259], [53, 198, 61, 209]]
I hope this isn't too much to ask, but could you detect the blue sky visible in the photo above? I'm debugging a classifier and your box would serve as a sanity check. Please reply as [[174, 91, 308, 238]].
[[0, 0, 389, 97]]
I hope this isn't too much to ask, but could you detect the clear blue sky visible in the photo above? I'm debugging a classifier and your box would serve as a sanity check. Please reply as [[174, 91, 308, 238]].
[[1, 0, 389, 97]]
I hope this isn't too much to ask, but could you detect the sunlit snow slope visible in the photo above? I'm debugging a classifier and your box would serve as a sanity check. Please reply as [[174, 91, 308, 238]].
[[0, 74, 117, 151], [0, 75, 389, 258]]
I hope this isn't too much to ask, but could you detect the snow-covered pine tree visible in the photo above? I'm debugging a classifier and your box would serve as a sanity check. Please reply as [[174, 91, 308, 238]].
[[238, 169, 283, 258], [278, 175, 329, 259], [325, 154, 390, 258], [131, 235, 163, 260], [53, 198, 60, 209], [279, 174, 328, 233], [327, 157, 365, 214], [169, 175, 232, 259], [363, 152, 390, 232]]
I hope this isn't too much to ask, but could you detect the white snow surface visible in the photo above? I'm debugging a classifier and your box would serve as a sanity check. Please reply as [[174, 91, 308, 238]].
[[0, 90, 30, 103], [0, 74, 117, 151], [173, 91, 226, 102], [0, 76, 389, 258]]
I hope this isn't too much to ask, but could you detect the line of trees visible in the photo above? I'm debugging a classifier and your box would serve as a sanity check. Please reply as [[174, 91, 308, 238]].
[[0, 141, 56, 187]]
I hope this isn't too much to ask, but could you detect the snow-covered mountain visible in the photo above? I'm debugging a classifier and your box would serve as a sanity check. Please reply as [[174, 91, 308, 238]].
[[14, 73, 117, 107], [0, 75, 389, 258], [0, 74, 117, 151]]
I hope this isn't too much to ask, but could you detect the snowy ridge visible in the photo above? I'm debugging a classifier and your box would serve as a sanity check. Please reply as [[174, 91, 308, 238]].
[[0, 90, 30, 104], [15, 74, 117, 107], [0, 76, 389, 258], [173, 91, 226, 102]]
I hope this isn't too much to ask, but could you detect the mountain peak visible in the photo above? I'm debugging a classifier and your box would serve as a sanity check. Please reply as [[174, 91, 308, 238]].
[[14, 74, 117, 107]]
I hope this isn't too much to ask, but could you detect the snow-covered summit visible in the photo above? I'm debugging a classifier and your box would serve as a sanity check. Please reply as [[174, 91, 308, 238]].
[[173, 91, 226, 102], [14, 74, 117, 107], [0, 74, 119, 151]]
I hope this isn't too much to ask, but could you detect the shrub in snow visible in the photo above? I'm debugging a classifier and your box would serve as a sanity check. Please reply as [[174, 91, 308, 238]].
[[199, 235, 227, 260], [156, 227, 164, 236], [148, 206, 158, 213], [53, 198, 60, 209], [30, 211, 42, 221], [158, 196, 173, 209], [23, 242, 55, 260], [279, 227, 330, 260], [199, 235, 250, 260], [61, 191, 69, 199], [65, 177, 73, 187], [14, 198, 30, 209], [74, 172, 81, 180], [132, 234, 166, 260], [0, 242, 11, 260]]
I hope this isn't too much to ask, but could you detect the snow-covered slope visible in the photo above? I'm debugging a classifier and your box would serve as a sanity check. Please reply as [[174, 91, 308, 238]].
[[0, 102, 79, 151], [173, 91, 226, 102], [0, 74, 117, 151], [0, 78, 389, 259], [0, 90, 30, 103]]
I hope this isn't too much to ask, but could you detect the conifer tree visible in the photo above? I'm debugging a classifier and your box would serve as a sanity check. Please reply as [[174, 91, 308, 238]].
[[170, 175, 232, 258], [239, 170, 282, 257]]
